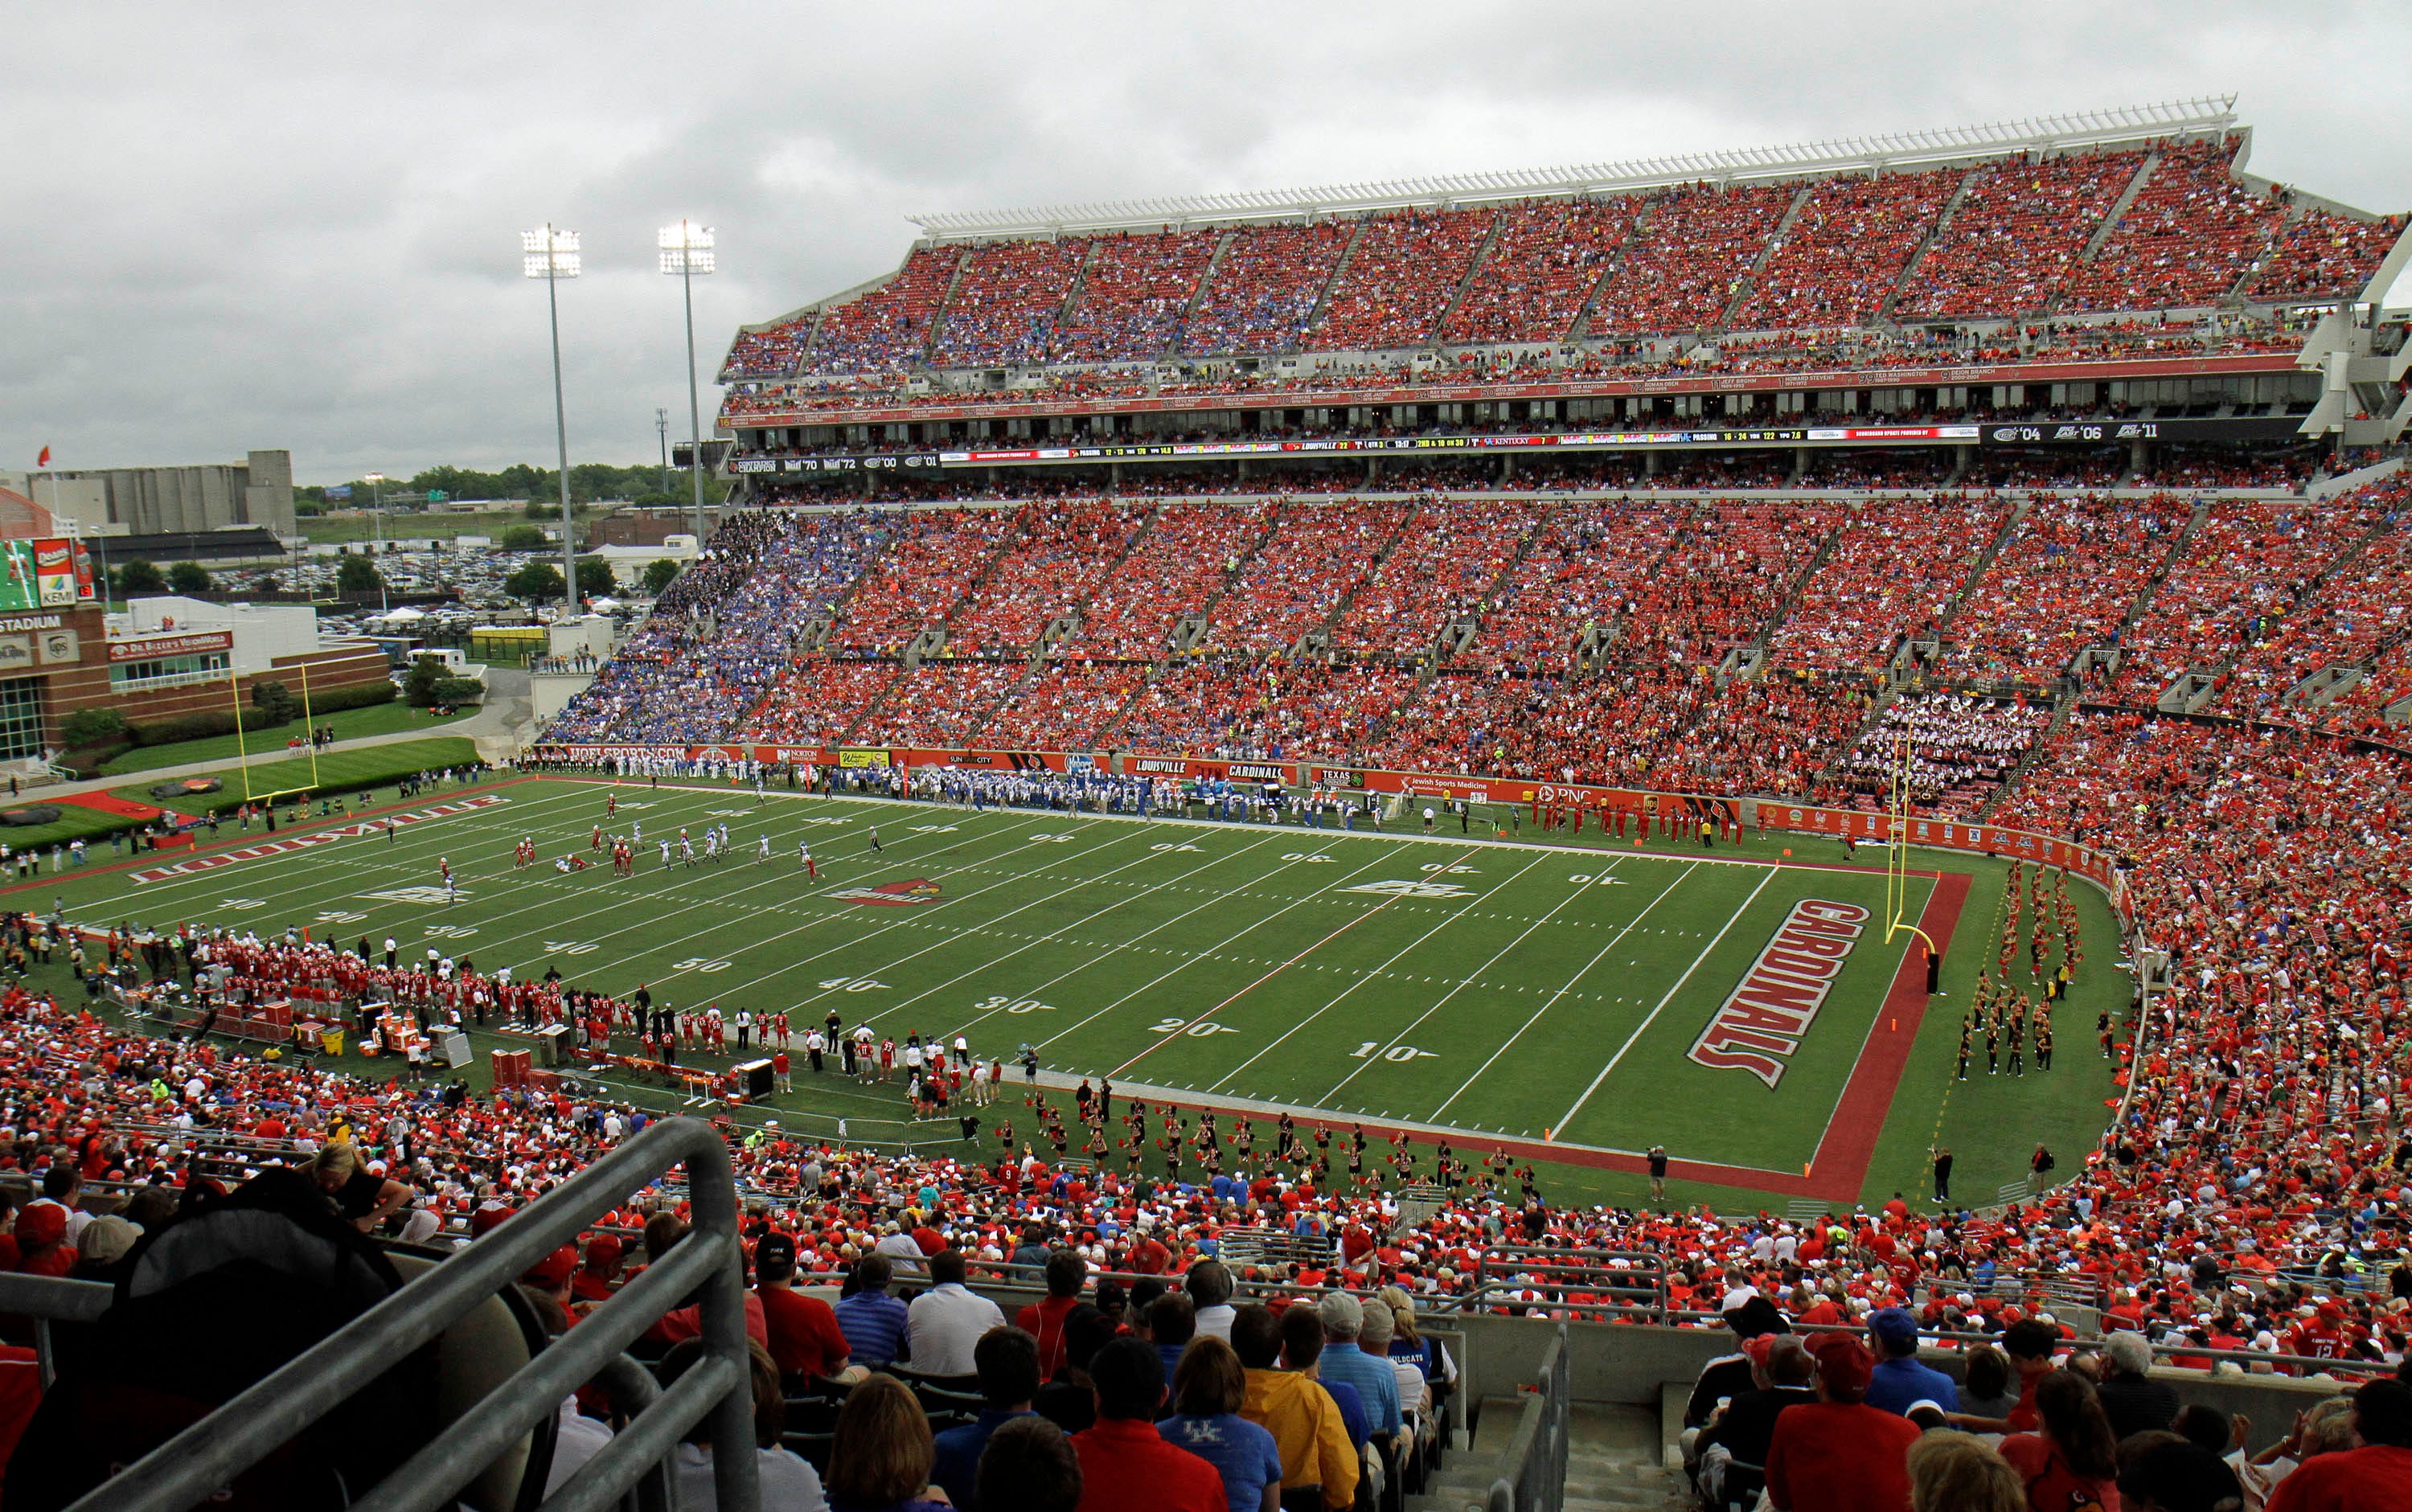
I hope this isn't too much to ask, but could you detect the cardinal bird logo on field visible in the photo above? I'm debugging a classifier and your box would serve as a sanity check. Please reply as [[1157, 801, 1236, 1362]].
[[829, 878, 944, 907]]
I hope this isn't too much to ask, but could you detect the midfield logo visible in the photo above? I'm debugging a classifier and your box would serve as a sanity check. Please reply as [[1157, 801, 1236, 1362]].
[[828, 878, 944, 908], [1339, 879, 1476, 899]]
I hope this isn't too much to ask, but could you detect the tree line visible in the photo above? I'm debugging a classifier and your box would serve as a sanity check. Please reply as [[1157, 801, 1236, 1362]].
[[295, 461, 727, 516]]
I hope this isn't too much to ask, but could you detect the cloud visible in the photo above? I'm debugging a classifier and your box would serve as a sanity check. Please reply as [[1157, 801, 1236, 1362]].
[[3, 0, 2405, 481]]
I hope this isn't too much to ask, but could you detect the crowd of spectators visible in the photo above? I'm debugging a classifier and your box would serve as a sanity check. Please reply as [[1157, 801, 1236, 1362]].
[[1767, 496, 2007, 673], [1439, 198, 1636, 344], [947, 502, 1151, 657], [853, 663, 1028, 748], [1462, 499, 1689, 674], [2248, 205, 2409, 301], [1729, 170, 1958, 330], [1048, 229, 1220, 363], [1202, 501, 1411, 657], [2104, 496, 2377, 701], [1896, 148, 2144, 320], [1933, 493, 2194, 684], [2061, 137, 2286, 312], [1067, 502, 1274, 660], [745, 658, 909, 747], [932, 239, 1090, 369], [2136, 446, 2317, 491], [1614, 499, 1835, 664], [1307, 207, 1497, 352], [982, 665, 1150, 752], [2221, 484, 2412, 717], [1113, 662, 1416, 763], [802, 246, 965, 376], [1179, 221, 1355, 355], [545, 510, 893, 745], [1585, 181, 1797, 337], [1327, 500, 1540, 658], [724, 314, 816, 379], [834, 510, 1023, 656]]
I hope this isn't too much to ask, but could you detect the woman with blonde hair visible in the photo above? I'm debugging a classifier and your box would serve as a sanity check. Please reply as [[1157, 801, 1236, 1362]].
[[826, 1373, 948, 1512], [1907, 1432, 2024, 1512]]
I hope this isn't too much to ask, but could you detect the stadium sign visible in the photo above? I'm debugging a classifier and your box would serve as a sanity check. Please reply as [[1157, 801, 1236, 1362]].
[[1687, 900, 1868, 1088], [727, 351, 2295, 428], [735, 413, 2297, 476], [1978, 416, 2302, 446]]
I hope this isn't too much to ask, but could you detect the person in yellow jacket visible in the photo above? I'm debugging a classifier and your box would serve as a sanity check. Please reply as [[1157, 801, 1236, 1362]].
[[1233, 1304, 1357, 1511]]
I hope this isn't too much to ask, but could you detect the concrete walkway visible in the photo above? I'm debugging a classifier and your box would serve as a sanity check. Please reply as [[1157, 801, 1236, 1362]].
[[39, 666, 537, 801]]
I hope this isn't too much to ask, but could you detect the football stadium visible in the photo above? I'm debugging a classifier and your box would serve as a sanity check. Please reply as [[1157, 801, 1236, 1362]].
[[8, 74, 2412, 1512]]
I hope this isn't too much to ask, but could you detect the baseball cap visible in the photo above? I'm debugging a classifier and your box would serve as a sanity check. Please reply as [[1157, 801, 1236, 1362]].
[[13, 1205, 65, 1248], [1868, 1307, 1918, 1348], [1741, 1335, 1778, 1370], [1807, 1332, 1874, 1395], [1317, 1292, 1364, 1335], [583, 1233, 624, 1267], [77, 1214, 140, 1267], [523, 1244, 578, 1289], [756, 1232, 797, 1273]]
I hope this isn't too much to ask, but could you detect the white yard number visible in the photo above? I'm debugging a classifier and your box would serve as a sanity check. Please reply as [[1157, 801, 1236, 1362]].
[[1150, 1018, 1237, 1037], [544, 940, 599, 957], [708, 808, 751, 817], [1419, 863, 1479, 875], [912, 824, 958, 834], [974, 994, 1056, 1014], [1150, 842, 1200, 853], [1568, 874, 1628, 886], [423, 924, 477, 939], [818, 976, 889, 993], [314, 910, 367, 926], [1351, 1043, 1437, 1062], [1280, 853, 1337, 863], [1028, 833, 1075, 844], [218, 898, 268, 911], [671, 957, 732, 973]]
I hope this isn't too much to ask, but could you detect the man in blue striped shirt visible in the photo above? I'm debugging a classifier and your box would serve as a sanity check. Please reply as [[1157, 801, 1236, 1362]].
[[833, 1252, 909, 1368]]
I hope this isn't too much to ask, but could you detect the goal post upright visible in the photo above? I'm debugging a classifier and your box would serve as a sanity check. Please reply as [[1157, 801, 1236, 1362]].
[[1885, 727, 1939, 961]]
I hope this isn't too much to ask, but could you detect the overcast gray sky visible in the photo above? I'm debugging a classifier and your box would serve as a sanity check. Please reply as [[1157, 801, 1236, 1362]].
[[5, 2, 2406, 484]]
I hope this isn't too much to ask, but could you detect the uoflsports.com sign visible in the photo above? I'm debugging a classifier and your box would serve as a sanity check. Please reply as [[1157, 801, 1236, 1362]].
[[1688, 900, 1868, 1088]]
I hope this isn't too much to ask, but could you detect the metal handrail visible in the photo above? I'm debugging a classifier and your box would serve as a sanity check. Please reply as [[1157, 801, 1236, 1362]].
[[70, 1115, 761, 1512], [0, 1271, 112, 1388], [1487, 1322, 1569, 1512]]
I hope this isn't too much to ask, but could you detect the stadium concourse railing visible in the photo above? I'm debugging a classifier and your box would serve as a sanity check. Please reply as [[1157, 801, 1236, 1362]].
[[0, 1116, 761, 1512], [1489, 1323, 1570, 1512]]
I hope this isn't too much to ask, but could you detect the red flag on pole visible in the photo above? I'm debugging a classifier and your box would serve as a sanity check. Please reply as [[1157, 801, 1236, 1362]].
[[35, 447, 50, 468]]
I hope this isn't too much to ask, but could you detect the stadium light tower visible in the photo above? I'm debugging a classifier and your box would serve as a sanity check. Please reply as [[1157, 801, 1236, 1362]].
[[656, 407, 671, 494], [365, 470, 388, 615], [521, 224, 582, 612], [659, 219, 715, 546]]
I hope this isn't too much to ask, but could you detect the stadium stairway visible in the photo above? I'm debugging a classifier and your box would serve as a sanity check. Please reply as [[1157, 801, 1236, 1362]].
[[1412, 1401, 1684, 1512]]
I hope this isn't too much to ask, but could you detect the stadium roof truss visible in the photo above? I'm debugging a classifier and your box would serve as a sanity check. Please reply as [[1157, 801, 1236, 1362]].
[[909, 97, 2242, 240]]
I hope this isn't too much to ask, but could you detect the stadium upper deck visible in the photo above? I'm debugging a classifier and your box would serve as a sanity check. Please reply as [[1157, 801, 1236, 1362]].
[[718, 101, 2406, 436]]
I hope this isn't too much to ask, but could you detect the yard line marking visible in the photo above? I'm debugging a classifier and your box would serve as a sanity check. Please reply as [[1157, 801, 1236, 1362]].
[[1319, 858, 1647, 1104], [631, 816, 1139, 995], [431, 795, 995, 963], [928, 838, 1357, 1044], [1200, 848, 1545, 1092], [1426, 859, 1697, 1122], [1552, 868, 1778, 1136], [110, 779, 611, 912], [1031, 844, 1401, 1055], [1095, 842, 1443, 1080], [840, 833, 1290, 1029]]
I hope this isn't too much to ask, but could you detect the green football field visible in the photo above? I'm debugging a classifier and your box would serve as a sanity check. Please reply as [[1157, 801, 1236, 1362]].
[[42, 772, 2127, 1213]]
